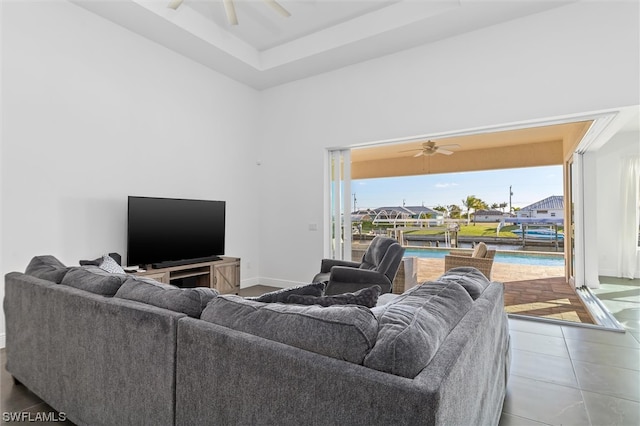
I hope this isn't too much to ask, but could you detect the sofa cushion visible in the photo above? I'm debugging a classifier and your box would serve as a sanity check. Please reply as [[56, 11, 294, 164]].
[[201, 295, 378, 364], [286, 285, 381, 308], [60, 266, 128, 296], [436, 267, 491, 300], [363, 281, 473, 378], [249, 282, 325, 303], [114, 276, 218, 318], [472, 242, 488, 258], [24, 255, 70, 283]]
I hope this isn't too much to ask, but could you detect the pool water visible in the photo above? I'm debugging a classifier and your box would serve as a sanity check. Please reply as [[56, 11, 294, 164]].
[[404, 248, 565, 267]]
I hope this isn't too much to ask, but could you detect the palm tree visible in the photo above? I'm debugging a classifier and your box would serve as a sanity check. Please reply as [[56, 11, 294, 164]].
[[462, 195, 487, 225], [433, 205, 448, 218], [462, 196, 478, 226], [447, 204, 461, 219]]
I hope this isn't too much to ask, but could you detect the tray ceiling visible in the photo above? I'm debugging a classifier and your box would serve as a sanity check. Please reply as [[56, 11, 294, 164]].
[[71, 0, 576, 89]]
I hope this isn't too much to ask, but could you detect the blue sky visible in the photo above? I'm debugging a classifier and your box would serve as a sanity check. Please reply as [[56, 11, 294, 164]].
[[352, 165, 563, 211]]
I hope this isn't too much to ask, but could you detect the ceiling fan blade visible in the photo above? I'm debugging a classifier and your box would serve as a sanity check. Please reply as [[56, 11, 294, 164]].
[[167, 0, 184, 10], [437, 149, 454, 155], [437, 144, 460, 150], [399, 148, 422, 153], [413, 152, 425, 158], [264, 0, 291, 18], [223, 0, 239, 25]]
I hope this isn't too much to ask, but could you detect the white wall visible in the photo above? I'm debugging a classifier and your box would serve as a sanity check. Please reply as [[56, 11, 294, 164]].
[[596, 131, 640, 278], [1, 1, 262, 344], [257, 0, 640, 286]]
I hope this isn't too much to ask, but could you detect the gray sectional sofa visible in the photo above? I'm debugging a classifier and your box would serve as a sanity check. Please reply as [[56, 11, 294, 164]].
[[4, 256, 511, 426]]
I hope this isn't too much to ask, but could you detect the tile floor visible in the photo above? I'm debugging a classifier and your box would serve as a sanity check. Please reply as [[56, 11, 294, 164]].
[[591, 276, 640, 343], [2, 282, 639, 425], [502, 316, 640, 425]]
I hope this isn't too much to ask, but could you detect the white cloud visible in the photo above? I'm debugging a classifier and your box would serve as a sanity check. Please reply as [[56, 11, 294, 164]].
[[435, 182, 459, 188]]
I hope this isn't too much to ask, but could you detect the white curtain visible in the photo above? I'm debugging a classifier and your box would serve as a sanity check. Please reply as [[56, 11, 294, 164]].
[[618, 156, 640, 279]]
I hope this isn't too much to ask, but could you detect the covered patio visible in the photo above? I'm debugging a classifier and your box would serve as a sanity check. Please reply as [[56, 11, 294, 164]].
[[412, 257, 594, 324]]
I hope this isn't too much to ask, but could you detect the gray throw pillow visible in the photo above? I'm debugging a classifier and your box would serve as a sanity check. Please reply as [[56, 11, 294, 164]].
[[115, 276, 218, 318], [60, 266, 128, 296], [437, 267, 491, 300], [201, 295, 378, 364], [24, 255, 71, 283], [99, 254, 126, 274], [79, 254, 126, 274], [250, 282, 326, 303], [286, 285, 381, 308]]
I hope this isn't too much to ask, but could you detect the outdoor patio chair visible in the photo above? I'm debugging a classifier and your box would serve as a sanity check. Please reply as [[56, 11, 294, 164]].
[[444, 242, 496, 280], [312, 236, 405, 295]]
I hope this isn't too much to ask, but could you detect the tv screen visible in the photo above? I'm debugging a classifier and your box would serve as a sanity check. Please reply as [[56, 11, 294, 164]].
[[127, 196, 225, 267]]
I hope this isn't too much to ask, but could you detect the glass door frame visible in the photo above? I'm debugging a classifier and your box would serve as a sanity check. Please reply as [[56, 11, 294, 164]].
[[564, 154, 583, 288], [326, 149, 352, 261]]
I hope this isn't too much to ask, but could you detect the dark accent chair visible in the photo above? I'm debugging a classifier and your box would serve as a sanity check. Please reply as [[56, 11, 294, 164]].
[[312, 236, 406, 295]]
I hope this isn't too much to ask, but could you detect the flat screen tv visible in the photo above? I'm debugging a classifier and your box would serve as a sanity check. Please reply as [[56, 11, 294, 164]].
[[127, 196, 225, 268]]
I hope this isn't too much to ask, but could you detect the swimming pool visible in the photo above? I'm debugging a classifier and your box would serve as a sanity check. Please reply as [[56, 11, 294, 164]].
[[403, 248, 565, 267]]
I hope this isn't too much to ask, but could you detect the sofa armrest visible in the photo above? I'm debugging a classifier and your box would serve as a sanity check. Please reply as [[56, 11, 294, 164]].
[[325, 267, 392, 295], [319, 258, 361, 273], [329, 266, 388, 285]]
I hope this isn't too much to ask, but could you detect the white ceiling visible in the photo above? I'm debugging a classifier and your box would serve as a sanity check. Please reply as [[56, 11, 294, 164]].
[[72, 0, 577, 89]]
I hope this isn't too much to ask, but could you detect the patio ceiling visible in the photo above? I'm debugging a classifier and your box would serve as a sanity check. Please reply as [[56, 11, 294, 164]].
[[351, 121, 593, 179]]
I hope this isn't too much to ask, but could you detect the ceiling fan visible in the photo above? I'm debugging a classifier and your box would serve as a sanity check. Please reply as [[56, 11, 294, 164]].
[[400, 140, 460, 157], [168, 0, 291, 26]]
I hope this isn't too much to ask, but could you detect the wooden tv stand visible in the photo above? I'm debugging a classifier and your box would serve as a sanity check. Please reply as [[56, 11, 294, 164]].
[[135, 257, 240, 294]]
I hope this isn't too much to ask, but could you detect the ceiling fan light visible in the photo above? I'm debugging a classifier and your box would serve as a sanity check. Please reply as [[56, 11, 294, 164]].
[[167, 0, 183, 10], [223, 0, 239, 25]]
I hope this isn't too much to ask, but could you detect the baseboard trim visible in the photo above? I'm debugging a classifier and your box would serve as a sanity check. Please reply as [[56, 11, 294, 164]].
[[240, 277, 261, 289], [598, 268, 617, 277], [256, 277, 306, 289], [599, 269, 640, 279]]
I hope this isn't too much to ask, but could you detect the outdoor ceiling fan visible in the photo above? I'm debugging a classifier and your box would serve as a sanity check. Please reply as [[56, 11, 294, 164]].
[[168, 0, 291, 26], [401, 140, 460, 157]]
